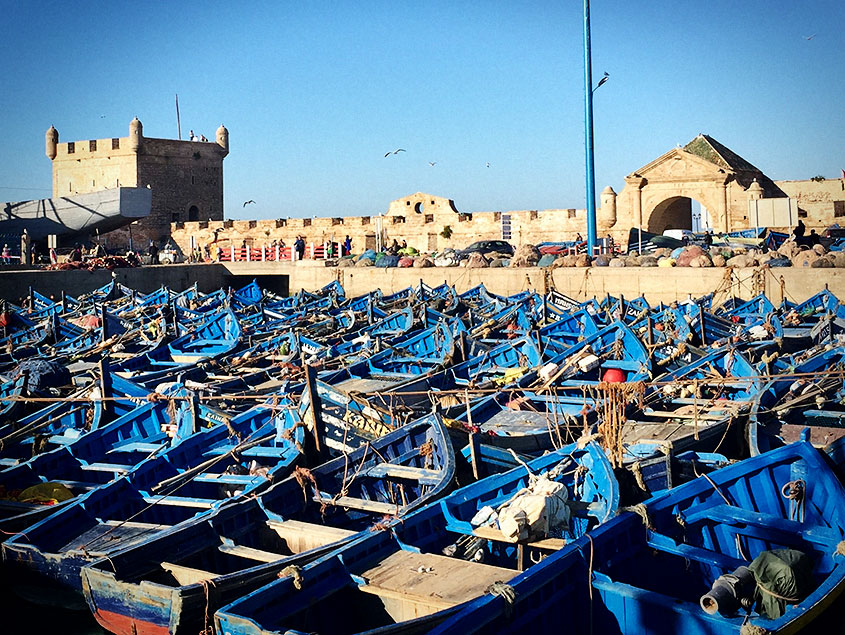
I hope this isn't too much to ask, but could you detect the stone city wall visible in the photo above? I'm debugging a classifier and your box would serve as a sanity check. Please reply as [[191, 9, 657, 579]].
[[776, 178, 845, 228], [167, 191, 619, 257], [161, 177, 845, 258]]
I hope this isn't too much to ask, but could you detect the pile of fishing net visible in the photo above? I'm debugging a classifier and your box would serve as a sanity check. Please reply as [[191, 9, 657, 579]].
[[45, 255, 137, 271]]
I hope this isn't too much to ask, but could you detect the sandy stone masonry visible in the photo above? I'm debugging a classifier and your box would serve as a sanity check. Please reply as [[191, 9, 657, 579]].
[[46, 125, 839, 253], [167, 134, 844, 255], [47, 118, 228, 246]]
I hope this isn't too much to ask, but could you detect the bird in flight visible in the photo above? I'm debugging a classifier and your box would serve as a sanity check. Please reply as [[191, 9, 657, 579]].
[[243, 200, 255, 207], [428, 161, 437, 167], [384, 148, 406, 157], [486, 162, 491, 168], [803, 34, 816, 40]]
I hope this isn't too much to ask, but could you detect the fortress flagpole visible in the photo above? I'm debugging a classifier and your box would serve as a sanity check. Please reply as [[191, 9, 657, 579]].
[[175, 94, 182, 140]]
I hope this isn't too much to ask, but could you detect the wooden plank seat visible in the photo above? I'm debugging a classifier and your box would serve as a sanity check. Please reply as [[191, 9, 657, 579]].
[[313, 494, 400, 515], [142, 495, 216, 509], [642, 410, 731, 421], [193, 473, 258, 485], [470, 524, 567, 550], [47, 435, 77, 446], [266, 519, 357, 554], [362, 463, 442, 484], [0, 458, 20, 467], [358, 550, 518, 611], [217, 541, 287, 563], [670, 398, 751, 406], [80, 462, 129, 474], [647, 531, 747, 571], [161, 561, 216, 586], [685, 505, 841, 545], [202, 444, 286, 458], [108, 441, 164, 454], [601, 359, 644, 371]]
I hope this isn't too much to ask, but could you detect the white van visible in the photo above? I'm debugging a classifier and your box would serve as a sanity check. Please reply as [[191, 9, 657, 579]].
[[662, 229, 694, 241]]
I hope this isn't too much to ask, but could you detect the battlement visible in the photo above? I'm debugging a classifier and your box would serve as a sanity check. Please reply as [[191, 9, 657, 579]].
[[46, 118, 228, 242], [168, 193, 605, 259]]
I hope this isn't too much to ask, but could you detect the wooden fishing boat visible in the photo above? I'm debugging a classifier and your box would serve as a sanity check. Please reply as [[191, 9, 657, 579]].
[[211, 440, 616, 635], [621, 347, 760, 463], [111, 308, 241, 386], [0, 390, 307, 608], [368, 334, 543, 416], [441, 389, 598, 454], [80, 413, 455, 635], [748, 345, 845, 456], [429, 441, 845, 635], [0, 390, 195, 508]]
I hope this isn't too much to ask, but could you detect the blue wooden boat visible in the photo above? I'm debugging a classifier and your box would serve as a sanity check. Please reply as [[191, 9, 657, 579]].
[[0, 392, 306, 608], [779, 290, 845, 352], [748, 345, 845, 456], [79, 414, 455, 635], [110, 308, 241, 386], [441, 389, 598, 453], [0, 390, 195, 509], [0, 371, 149, 463], [622, 347, 760, 464], [373, 335, 543, 415], [428, 441, 845, 635], [537, 307, 599, 359], [319, 320, 456, 393], [520, 320, 651, 397], [211, 440, 616, 635]]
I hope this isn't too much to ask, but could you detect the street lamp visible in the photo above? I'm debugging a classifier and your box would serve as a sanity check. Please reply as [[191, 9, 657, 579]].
[[583, 0, 598, 258]]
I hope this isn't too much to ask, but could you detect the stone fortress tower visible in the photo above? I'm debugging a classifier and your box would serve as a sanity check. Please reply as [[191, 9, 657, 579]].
[[46, 118, 229, 246]]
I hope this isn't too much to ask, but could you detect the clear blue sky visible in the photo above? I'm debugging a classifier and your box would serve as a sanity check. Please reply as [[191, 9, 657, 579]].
[[1, 1, 842, 220]]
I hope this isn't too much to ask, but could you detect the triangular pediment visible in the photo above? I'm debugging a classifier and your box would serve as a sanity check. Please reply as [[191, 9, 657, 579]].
[[630, 147, 732, 183]]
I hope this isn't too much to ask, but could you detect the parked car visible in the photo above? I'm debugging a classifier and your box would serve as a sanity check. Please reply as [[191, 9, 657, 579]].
[[455, 240, 514, 262]]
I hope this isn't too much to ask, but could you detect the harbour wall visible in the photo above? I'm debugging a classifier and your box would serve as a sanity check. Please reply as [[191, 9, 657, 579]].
[[1, 262, 841, 307]]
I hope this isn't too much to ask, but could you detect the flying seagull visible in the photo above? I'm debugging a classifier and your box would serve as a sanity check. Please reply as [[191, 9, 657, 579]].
[[803, 34, 816, 40], [384, 148, 406, 157], [428, 161, 437, 167], [243, 200, 255, 207], [486, 162, 491, 168]]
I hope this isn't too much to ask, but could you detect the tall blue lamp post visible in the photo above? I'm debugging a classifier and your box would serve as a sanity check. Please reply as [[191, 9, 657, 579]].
[[583, 0, 597, 257]]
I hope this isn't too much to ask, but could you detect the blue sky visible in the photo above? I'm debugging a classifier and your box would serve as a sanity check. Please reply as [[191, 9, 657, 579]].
[[1, 1, 842, 220]]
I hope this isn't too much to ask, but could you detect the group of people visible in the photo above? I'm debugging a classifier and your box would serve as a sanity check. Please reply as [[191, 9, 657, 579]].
[[386, 238, 407, 255], [188, 129, 208, 142], [792, 219, 822, 247]]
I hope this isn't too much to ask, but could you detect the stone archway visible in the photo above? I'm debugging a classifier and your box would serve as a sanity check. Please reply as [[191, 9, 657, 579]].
[[611, 135, 777, 239], [648, 197, 692, 233], [646, 195, 714, 234]]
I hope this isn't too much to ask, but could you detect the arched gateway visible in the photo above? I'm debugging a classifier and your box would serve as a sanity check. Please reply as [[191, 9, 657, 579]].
[[613, 135, 784, 236]]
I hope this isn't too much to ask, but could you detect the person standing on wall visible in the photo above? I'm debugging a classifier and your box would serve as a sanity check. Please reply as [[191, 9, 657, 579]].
[[344, 235, 352, 255], [793, 219, 806, 246]]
